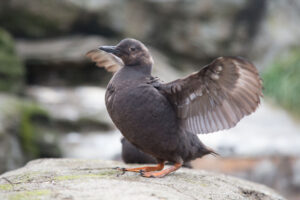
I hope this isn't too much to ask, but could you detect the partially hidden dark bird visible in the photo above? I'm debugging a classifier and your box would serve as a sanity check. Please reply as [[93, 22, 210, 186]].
[[121, 137, 192, 168], [86, 38, 263, 178], [121, 137, 157, 164]]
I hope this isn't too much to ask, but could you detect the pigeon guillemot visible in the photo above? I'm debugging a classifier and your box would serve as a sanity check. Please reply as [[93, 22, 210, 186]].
[[86, 38, 262, 178]]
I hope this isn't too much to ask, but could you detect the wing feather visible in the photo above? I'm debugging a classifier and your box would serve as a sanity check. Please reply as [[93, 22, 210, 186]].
[[159, 56, 263, 134], [86, 49, 123, 73]]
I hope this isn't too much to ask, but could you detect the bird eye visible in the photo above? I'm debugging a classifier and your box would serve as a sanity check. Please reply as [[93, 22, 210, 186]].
[[129, 47, 136, 52]]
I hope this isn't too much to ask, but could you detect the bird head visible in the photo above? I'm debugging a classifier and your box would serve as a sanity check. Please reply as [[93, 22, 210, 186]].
[[99, 38, 154, 67]]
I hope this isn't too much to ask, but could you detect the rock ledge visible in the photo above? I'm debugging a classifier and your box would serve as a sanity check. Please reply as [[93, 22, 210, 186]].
[[0, 159, 285, 200]]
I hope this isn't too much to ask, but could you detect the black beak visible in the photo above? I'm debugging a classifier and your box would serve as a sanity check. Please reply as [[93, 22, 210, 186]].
[[99, 46, 120, 55]]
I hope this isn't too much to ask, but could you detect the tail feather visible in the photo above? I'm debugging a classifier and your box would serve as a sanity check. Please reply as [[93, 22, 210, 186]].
[[207, 147, 220, 157], [197, 145, 220, 158]]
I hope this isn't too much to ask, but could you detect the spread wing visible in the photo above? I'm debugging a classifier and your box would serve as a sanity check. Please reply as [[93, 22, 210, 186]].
[[159, 56, 263, 134], [86, 49, 123, 73]]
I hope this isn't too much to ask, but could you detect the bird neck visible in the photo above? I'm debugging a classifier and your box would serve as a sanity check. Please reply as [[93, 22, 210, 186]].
[[126, 64, 152, 76]]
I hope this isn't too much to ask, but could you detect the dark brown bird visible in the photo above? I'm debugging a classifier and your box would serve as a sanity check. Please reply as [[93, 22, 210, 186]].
[[86, 38, 263, 178], [121, 137, 159, 164]]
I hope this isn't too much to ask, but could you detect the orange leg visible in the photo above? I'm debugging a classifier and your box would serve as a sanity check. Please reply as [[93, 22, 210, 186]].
[[140, 163, 182, 178], [116, 162, 165, 173]]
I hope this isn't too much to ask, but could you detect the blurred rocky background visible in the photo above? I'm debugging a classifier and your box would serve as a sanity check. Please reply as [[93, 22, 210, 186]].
[[0, 0, 299, 199]]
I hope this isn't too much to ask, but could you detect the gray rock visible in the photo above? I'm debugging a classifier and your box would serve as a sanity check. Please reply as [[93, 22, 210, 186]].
[[87, 0, 254, 65], [7, 0, 300, 71], [0, 28, 24, 93], [16, 36, 114, 87], [59, 131, 122, 160], [0, 94, 25, 173], [0, 159, 286, 200], [0, 93, 62, 173], [251, 0, 300, 69], [16, 36, 183, 82], [16, 36, 182, 88], [0, 0, 81, 38], [67, 0, 300, 71], [26, 86, 111, 126], [16, 36, 108, 63], [191, 156, 300, 200]]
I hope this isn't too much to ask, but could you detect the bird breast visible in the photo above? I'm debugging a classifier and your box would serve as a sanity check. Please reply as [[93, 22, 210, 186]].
[[106, 80, 178, 139]]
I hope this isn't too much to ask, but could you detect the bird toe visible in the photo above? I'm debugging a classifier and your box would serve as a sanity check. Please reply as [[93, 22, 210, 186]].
[[140, 171, 155, 178], [114, 167, 126, 171]]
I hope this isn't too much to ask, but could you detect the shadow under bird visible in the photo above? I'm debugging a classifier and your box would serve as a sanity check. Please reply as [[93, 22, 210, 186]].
[[86, 38, 263, 178]]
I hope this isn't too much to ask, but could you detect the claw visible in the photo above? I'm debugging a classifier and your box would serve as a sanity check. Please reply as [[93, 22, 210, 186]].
[[116, 170, 126, 177], [140, 171, 155, 178], [114, 167, 126, 177], [113, 167, 126, 171]]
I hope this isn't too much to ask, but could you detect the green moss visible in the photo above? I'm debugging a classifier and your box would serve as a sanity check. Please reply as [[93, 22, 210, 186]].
[[11, 172, 41, 184], [55, 170, 117, 181], [0, 184, 13, 191], [20, 103, 48, 158], [9, 190, 50, 200], [262, 48, 300, 117], [0, 28, 24, 93], [0, 94, 54, 159]]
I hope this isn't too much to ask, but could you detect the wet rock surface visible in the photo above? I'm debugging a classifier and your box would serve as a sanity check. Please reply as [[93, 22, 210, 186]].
[[0, 159, 286, 200]]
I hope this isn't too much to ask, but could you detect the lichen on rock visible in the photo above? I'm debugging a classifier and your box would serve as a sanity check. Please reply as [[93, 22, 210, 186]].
[[0, 159, 286, 200], [9, 190, 50, 200]]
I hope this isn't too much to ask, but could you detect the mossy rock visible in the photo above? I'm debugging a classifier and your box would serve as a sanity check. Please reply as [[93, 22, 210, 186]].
[[262, 48, 300, 118], [0, 94, 46, 159], [19, 102, 49, 159], [0, 159, 286, 200], [17, 99, 61, 159], [0, 94, 61, 173], [8, 190, 51, 200], [0, 28, 24, 93]]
